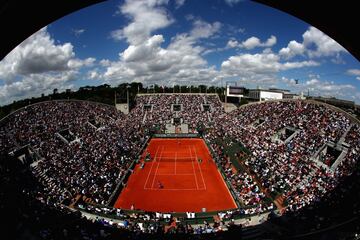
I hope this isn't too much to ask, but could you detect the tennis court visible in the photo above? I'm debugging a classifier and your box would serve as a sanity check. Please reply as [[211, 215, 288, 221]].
[[114, 138, 237, 212]]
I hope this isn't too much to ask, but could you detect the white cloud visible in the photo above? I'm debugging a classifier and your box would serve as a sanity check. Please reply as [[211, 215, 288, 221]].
[[347, 69, 360, 76], [68, 57, 96, 68], [110, 0, 173, 44], [226, 35, 277, 50], [279, 40, 305, 59], [331, 53, 345, 64], [175, 0, 185, 9], [303, 27, 346, 58], [224, 0, 244, 6], [220, 51, 319, 86], [88, 70, 100, 79], [72, 28, 85, 37], [102, 1, 223, 86], [281, 76, 357, 100], [102, 10, 222, 86], [100, 59, 111, 67], [190, 20, 221, 39], [306, 79, 320, 85], [222, 53, 279, 75], [308, 73, 320, 79], [221, 52, 318, 75], [281, 76, 298, 86], [0, 27, 95, 105], [281, 60, 318, 70], [241, 37, 261, 49], [0, 71, 77, 105], [304, 78, 355, 97], [226, 39, 239, 48], [353, 92, 360, 101], [0, 27, 75, 81], [279, 26, 347, 59], [110, 29, 124, 41], [347, 69, 360, 81], [121, 35, 165, 62], [102, 31, 218, 85], [264, 35, 277, 47]]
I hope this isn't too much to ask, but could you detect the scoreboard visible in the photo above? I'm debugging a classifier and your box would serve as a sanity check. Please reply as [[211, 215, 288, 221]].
[[227, 86, 245, 97]]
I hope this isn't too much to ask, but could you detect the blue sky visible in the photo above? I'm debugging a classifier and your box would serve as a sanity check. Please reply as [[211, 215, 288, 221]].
[[0, 0, 359, 105]]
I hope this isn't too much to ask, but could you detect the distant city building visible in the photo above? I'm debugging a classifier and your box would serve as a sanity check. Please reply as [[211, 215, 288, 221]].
[[226, 85, 245, 98], [224, 86, 305, 103], [248, 89, 283, 101], [283, 92, 305, 100], [225, 85, 245, 104]]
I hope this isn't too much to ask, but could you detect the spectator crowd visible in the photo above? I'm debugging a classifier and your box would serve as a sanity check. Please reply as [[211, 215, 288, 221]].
[[0, 96, 359, 238], [206, 100, 359, 214]]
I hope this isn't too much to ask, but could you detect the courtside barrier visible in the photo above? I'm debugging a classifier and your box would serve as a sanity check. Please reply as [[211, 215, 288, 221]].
[[153, 133, 199, 138]]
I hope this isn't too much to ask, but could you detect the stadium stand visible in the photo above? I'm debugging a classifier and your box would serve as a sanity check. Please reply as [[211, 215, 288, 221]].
[[0, 96, 359, 239]]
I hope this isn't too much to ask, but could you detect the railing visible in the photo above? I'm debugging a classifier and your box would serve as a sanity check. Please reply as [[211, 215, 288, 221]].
[[75, 201, 262, 225]]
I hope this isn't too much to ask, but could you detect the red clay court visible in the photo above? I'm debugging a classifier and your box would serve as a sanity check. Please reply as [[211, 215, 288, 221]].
[[114, 138, 237, 212]]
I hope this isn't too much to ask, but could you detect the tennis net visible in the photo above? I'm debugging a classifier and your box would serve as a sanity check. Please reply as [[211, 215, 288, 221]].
[[154, 157, 198, 162]]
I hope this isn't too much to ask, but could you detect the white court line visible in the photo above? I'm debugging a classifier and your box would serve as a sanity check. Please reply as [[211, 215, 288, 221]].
[[193, 145, 207, 190], [153, 156, 195, 160], [143, 146, 159, 190], [147, 188, 206, 191], [156, 173, 194, 176], [175, 152, 177, 174], [189, 146, 199, 190], [150, 146, 163, 189]]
